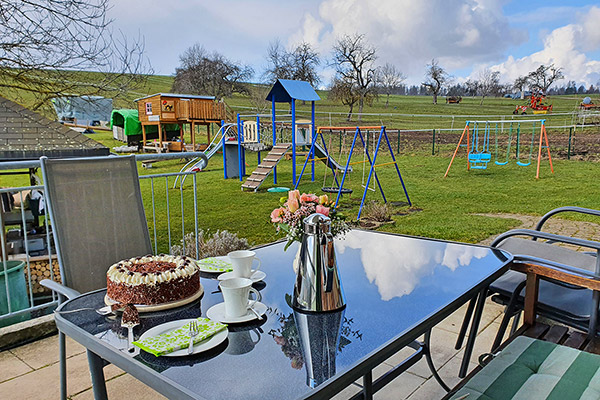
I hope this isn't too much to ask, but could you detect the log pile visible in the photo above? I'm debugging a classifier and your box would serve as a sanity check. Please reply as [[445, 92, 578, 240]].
[[26, 258, 61, 294]]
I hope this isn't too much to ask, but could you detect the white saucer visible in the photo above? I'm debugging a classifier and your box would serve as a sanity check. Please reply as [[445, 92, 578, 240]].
[[138, 319, 228, 357], [217, 270, 266, 283], [197, 256, 232, 273], [206, 301, 267, 324]]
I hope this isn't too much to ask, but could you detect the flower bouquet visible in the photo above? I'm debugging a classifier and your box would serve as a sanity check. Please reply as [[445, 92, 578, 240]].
[[270, 190, 349, 250]]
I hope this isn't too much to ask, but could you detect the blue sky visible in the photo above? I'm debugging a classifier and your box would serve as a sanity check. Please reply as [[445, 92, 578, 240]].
[[111, 0, 600, 88]]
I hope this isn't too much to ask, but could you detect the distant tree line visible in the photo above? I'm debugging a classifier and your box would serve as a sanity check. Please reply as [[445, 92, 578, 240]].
[[172, 33, 597, 120]]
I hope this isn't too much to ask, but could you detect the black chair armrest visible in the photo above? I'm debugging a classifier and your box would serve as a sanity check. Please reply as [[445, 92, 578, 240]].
[[535, 206, 600, 231], [492, 228, 600, 253], [40, 279, 81, 300]]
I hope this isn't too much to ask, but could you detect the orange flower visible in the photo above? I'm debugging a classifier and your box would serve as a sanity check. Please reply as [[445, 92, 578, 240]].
[[316, 204, 330, 216], [288, 189, 300, 203], [300, 193, 318, 203], [288, 197, 299, 213], [270, 207, 284, 223], [318, 194, 329, 205]]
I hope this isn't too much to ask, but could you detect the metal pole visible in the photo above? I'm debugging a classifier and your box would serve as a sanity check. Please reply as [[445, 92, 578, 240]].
[[221, 120, 227, 179], [272, 98, 277, 184], [292, 99, 296, 186], [311, 101, 315, 182], [432, 129, 436, 155], [257, 115, 261, 165], [568, 127, 572, 160], [237, 114, 243, 182]]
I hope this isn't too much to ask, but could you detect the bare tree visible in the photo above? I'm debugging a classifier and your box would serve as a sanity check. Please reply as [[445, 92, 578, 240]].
[[376, 63, 406, 107], [423, 59, 449, 104], [464, 80, 479, 98], [263, 39, 294, 82], [0, 0, 151, 111], [527, 64, 564, 94], [477, 69, 501, 105], [513, 76, 528, 99], [329, 78, 361, 121], [247, 85, 270, 114], [290, 43, 320, 87], [172, 44, 253, 100], [331, 34, 378, 120], [263, 40, 320, 87]]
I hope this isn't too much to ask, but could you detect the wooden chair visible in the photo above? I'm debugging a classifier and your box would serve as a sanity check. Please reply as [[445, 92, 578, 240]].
[[444, 243, 600, 399], [39, 155, 153, 400]]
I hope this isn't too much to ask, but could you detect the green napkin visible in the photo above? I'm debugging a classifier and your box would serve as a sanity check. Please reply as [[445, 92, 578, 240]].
[[198, 257, 233, 272], [133, 318, 227, 357]]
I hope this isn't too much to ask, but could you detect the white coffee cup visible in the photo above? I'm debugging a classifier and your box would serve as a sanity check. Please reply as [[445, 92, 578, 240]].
[[219, 277, 261, 318], [228, 250, 261, 279]]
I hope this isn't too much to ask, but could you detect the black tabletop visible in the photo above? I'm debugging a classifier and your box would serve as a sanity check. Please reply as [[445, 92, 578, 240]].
[[57, 230, 510, 400]]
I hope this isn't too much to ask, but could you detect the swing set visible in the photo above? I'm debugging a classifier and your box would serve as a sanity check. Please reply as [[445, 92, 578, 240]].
[[444, 119, 554, 179], [295, 126, 411, 220]]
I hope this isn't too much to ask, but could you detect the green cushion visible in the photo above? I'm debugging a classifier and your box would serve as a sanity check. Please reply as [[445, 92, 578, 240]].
[[451, 336, 600, 400]]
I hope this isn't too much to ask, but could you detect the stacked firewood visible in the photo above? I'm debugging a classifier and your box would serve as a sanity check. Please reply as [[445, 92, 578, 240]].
[[26, 259, 61, 294]]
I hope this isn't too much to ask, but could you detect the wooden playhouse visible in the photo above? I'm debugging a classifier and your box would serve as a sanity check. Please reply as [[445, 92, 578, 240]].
[[135, 93, 234, 152]]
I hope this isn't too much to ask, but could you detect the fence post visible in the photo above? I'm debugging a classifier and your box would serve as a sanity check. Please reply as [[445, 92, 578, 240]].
[[397, 130, 400, 154], [432, 129, 436, 155], [567, 126, 573, 160]]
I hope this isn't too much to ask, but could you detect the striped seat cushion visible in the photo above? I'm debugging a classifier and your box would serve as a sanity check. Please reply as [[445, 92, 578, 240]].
[[451, 336, 600, 400]]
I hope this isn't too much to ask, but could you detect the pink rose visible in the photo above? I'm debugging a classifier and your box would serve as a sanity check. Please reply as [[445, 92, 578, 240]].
[[316, 204, 330, 216], [288, 197, 299, 213], [318, 194, 329, 205], [270, 207, 284, 223], [300, 193, 318, 203]]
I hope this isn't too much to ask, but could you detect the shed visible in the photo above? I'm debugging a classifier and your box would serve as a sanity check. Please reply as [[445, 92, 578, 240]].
[[0, 96, 109, 161], [51, 95, 113, 125]]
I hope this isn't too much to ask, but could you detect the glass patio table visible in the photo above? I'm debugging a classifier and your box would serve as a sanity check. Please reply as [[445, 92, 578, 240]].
[[55, 230, 511, 400]]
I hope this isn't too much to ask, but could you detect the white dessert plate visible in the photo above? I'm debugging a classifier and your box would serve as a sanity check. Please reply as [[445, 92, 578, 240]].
[[206, 301, 267, 324], [138, 319, 228, 357], [104, 285, 204, 313], [217, 270, 266, 283], [197, 256, 233, 273]]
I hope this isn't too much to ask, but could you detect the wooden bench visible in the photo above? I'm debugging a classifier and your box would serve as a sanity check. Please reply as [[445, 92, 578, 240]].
[[444, 260, 600, 399]]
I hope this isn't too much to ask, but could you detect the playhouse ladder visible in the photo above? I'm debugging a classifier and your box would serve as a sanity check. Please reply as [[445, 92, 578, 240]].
[[241, 143, 292, 191]]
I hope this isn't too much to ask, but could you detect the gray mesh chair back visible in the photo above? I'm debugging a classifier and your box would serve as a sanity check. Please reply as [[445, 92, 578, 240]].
[[42, 155, 153, 294]]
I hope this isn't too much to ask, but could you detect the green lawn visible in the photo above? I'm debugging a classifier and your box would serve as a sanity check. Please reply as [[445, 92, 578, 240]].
[[3, 82, 600, 250]]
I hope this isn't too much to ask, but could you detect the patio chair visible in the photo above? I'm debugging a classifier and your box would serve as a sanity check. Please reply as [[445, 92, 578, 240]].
[[39, 155, 152, 400], [444, 250, 600, 400], [455, 207, 600, 377]]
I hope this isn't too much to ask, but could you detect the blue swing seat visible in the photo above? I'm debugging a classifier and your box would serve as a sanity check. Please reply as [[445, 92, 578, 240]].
[[469, 152, 491, 169]]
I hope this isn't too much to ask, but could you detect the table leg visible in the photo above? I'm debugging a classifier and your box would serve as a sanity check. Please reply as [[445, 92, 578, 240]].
[[455, 297, 476, 350], [459, 289, 487, 378], [362, 370, 373, 400], [424, 330, 451, 392], [87, 350, 108, 400], [59, 331, 67, 400]]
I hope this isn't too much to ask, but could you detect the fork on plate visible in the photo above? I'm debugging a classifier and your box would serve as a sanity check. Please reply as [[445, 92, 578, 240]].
[[188, 321, 199, 354]]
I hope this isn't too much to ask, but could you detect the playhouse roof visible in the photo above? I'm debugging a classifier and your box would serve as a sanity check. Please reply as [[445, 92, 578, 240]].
[[134, 93, 215, 102], [0, 96, 109, 161], [265, 79, 320, 103]]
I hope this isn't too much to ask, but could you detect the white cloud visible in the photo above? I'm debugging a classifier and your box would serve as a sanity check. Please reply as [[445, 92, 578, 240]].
[[477, 6, 600, 86], [291, 0, 526, 80]]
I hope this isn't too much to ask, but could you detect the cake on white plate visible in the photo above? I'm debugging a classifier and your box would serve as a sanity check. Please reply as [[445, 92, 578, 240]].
[[106, 255, 200, 305]]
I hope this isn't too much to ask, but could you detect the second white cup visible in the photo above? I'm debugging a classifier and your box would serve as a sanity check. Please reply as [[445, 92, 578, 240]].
[[219, 277, 261, 318], [228, 250, 261, 279]]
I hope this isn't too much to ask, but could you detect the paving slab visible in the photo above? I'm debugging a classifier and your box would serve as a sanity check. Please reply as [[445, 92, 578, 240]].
[[0, 350, 33, 383], [72, 373, 166, 400], [9, 334, 86, 370]]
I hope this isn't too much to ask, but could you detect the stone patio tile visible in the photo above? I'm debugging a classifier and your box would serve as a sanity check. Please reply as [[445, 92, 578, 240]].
[[374, 371, 426, 400], [72, 373, 167, 400], [406, 354, 478, 400], [437, 298, 504, 335], [0, 352, 122, 399], [0, 350, 33, 383], [9, 334, 85, 369], [384, 327, 461, 379]]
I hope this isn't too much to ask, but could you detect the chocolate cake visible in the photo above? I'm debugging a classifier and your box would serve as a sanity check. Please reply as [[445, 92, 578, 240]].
[[106, 255, 200, 305]]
